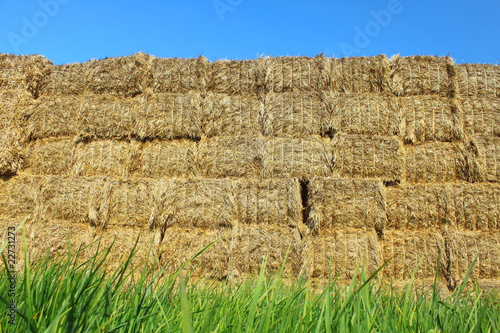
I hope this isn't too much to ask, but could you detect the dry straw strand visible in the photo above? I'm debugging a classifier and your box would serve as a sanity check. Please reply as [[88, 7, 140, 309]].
[[475, 136, 500, 182]]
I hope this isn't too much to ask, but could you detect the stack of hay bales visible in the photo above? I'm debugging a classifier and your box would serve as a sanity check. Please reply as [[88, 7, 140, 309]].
[[0, 53, 498, 288]]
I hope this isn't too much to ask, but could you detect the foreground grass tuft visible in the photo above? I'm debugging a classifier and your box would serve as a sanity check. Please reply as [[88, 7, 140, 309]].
[[0, 232, 498, 332]]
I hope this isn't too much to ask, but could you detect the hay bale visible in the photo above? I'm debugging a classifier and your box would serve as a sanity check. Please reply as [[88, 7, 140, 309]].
[[381, 230, 448, 283], [258, 56, 321, 93], [146, 55, 208, 95], [0, 89, 33, 131], [445, 230, 500, 287], [159, 227, 231, 278], [476, 136, 500, 182], [323, 93, 402, 137], [405, 142, 463, 183], [387, 183, 500, 230], [0, 54, 53, 96], [307, 178, 386, 232], [389, 55, 455, 96], [43, 53, 152, 97], [22, 92, 202, 140], [207, 59, 259, 95], [23, 138, 141, 178], [132, 139, 197, 178], [0, 130, 23, 176], [453, 183, 500, 230], [305, 228, 380, 280], [201, 93, 262, 137], [261, 136, 334, 179], [197, 136, 264, 178], [262, 92, 325, 137], [1, 176, 303, 229], [0, 217, 161, 274], [0, 217, 94, 271], [332, 134, 404, 182], [230, 224, 304, 277], [233, 178, 302, 227], [400, 96, 462, 143], [462, 97, 500, 137], [458, 63, 500, 99], [321, 55, 391, 94], [386, 184, 455, 230]]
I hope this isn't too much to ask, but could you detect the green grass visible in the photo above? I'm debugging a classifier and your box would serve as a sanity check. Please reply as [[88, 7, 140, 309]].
[[0, 229, 498, 332]]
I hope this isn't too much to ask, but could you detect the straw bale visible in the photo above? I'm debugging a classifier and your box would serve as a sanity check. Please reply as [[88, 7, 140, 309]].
[[201, 93, 262, 137], [400, 95, 462, 143], [475, 136, 500, 182], [197, 136, 264, 178], [445, 230, 500, 287], [84, 225, 161, 273], [23, 138, 141, 178], [323, 93, 402, 137], [0, 130, 23, 176], [387, 183, 500, 230], [453, 183, 500, 230], [306, 228, 380, 280], [132, 139, 197, 178], [0, 217, 94, 271], [230, 224, 304, 277], [159, 227, 231, 278], [307, 178, 386, 232], [381, 230, 448, 282], [258, 56, 321, 93], [389, 55, 455, 97], [261, 136, 334, 179], [0, 89, 33, 131], [1, 176, 303, 229], [23, 92, 202, 140], [0, 217, 161, 274], [461, 97, 500, 137], [0, 54, 53, 96], [146, 55, 208, 95], [321, 55, 391, 94], [262, 92, 325, 137], [207, 59, 259, 95], [43, 53, 152, 97], [233, 178, 302, 227], [405, 142, 463, 183], [332, 134, 404, 182], [458, 63, 500, 99], [386, 184, 455, 230]]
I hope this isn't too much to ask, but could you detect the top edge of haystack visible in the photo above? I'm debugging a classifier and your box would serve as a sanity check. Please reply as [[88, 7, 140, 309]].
[[8, 52, 499, 67]]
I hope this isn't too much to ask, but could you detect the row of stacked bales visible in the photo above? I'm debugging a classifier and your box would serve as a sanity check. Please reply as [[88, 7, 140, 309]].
[[0, 53, 499, 288]]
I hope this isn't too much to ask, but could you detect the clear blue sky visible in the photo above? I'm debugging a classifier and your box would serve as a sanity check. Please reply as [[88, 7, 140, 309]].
[[0, 0, 499, 65]]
